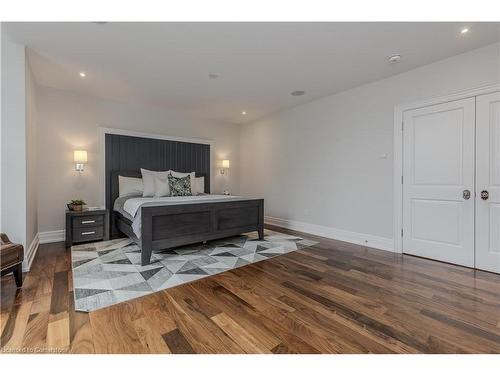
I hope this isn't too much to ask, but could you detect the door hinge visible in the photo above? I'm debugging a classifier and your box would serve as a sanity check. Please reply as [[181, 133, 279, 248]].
[[401, 175, 403, 184], [401, 228, 404, 237], [401, 121, 404, 131]]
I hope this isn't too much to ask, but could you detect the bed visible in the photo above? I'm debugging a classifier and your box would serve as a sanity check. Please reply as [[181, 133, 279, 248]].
[[105, 133, 264, 266]]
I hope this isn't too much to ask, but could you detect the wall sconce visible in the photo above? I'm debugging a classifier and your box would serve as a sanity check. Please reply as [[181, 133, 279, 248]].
[[74, 150, 87, 172], [220, 159, 230, 175]]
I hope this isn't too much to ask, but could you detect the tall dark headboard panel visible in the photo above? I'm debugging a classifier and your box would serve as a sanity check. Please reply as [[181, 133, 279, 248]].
[[105, 133, 211, 238]]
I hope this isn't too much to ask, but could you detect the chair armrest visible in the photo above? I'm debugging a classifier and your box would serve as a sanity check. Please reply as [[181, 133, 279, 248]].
[[0, 233, 11, 245]]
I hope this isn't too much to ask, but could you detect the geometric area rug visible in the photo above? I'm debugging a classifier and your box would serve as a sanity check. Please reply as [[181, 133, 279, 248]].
[[71, 229, 317, 312]]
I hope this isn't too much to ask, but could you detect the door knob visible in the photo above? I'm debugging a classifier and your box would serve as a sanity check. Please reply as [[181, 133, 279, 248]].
[[463, 190, 471, 200], [481, 190, 489, 200]]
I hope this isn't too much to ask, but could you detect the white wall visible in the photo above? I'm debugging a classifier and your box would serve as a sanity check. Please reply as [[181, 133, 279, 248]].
[[1, 29, 27, 248], [25, 53, 38, 254], [240, 43, 500, 245], [36, 86, 240, 232]]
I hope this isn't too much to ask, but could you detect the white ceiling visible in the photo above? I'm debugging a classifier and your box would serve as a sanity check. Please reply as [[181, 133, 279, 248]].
[[5, 22, 500, 124]]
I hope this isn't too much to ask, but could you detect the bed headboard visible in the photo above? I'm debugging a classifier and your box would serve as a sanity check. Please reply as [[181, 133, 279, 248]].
[[105, 133, 211, 238]]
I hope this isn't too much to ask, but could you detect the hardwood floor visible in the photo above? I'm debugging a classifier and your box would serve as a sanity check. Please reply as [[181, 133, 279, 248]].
[[2, 225, 500, 354]]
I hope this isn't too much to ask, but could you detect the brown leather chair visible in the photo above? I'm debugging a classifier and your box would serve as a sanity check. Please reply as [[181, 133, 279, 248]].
[[0, 233, 24, 287]]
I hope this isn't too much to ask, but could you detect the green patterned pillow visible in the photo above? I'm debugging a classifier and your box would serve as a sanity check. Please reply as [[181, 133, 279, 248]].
[[167, 174, 192, 196]]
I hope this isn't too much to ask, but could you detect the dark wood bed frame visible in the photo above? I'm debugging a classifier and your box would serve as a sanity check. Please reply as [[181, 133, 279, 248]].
[[105, 133, 264, 266]]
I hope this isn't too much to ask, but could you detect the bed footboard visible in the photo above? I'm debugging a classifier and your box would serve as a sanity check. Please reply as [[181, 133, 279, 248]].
[[140, 199, 264, 265]]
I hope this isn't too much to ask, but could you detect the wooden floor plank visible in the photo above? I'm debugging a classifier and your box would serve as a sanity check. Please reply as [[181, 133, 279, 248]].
[[68, 291, 95, 353], [162, 329, 195, 354], [159, 291, 237, 354], [46, 312, 70, 352], [187, 278, 321, 354], [133, 316, 172, 354], [21, 311, 49, 350], [89, 304, 149, 354], [211, 313, 271, 353], [0, 302, 32, 351], [165, 286, 247, 353]]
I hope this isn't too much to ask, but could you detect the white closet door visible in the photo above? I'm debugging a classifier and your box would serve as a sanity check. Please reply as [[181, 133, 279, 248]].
[[476, 92, 500, 273], [402, 98, 475, 267]]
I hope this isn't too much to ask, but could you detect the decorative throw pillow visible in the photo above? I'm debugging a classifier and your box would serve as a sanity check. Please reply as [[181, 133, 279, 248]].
[[168, 174, 192, 196], [170, 170, 196, 188]]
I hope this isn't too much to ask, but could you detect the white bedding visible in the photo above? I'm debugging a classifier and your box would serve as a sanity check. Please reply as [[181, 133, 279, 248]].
[[117, 194, 248, 238], [123, 194, 242, 217]]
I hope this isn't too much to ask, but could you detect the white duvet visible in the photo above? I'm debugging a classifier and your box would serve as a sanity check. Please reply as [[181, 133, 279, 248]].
[[123, 194, 242, 217]]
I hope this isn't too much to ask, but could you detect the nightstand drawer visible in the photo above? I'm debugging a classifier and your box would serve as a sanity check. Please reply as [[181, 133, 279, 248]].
[[73, 215, 104, 228], [66, 209, 109, 247], [72, 226, 104, 242]]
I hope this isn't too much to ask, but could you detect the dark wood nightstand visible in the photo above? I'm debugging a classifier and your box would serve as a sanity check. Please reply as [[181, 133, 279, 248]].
[[65, 209, 109, 247]]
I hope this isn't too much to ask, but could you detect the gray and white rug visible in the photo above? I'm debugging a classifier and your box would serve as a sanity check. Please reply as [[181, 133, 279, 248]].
[[71, 229, 317, 312]]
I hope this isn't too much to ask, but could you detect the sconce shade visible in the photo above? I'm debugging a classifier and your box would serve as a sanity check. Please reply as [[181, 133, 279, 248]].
[[222, 159, 230, 169], [74, 150, 88, 163]]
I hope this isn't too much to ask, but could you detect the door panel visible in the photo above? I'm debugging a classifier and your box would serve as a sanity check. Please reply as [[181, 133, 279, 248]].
[[403, 98, 475, 267], [411, 199, 461, 245], [476, 92, 500, 273], [412, 109, 464, 186]]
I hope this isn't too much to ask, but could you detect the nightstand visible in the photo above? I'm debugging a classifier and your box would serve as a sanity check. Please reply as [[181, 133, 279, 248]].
[[65, 209, 109, 247]]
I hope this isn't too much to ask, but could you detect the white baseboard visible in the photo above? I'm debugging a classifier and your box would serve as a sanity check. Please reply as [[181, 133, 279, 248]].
[[38, 229, 65, 244], [22, 233, 39, 271], [20, 230, 64, 272], [265, 216, 395, 252]]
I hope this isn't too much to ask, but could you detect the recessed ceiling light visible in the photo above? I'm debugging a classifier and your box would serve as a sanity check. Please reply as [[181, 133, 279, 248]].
[[79, 72, 86, 78], [242, 111, 247, 115], [461, 27, 469, 34], [388, 54, 401, 64], [208, 73, 219, 79], [291, 90, 305, 96]]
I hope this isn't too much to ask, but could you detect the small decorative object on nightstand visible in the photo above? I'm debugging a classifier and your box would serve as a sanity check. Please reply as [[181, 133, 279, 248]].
[[65, 208, 109, 247], [67, 199, 86, 212]]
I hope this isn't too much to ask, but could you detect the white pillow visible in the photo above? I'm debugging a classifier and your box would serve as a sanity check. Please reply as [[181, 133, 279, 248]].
[[118, 176, 143, 197], [154, 173, 170, 197], [192, 176, 205, 195], [140, 168, 170, 197]]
